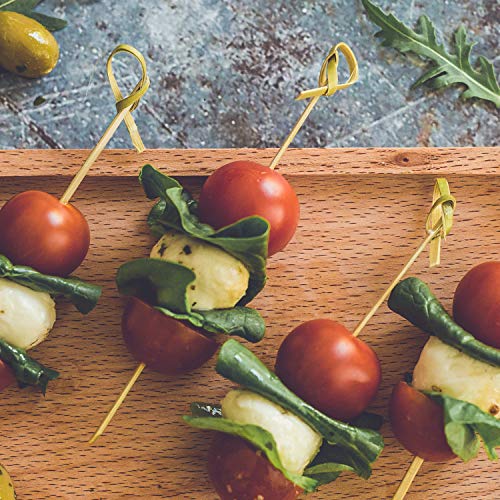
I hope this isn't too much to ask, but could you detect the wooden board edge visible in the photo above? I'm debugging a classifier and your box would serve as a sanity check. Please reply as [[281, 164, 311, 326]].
[[0, 147, 498, 177]]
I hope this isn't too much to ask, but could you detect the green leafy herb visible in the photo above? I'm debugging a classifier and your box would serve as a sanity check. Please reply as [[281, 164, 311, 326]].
[[215, 339, 384, 479], [362, 0, 500, 107], [388, 277, 500, 367], [116, 258, 265, 343], [0, 338, 58, 394], [0, 254, 101, 314], [33, 96, 46, 107], [0, 0, 67, 31], [304, 443, 357, 486], [184, 415, 318, 492], [139, 165, 270, 305], [425, 391, 500, 461]]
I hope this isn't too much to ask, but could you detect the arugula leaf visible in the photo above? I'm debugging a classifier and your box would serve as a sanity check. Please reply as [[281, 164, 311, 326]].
[[0, 254, 101, 314], [116, 258, 265, 343], [139, 165, 269, 305], [425, 391, 500, 461], [216, 339, 384, 479], [0, 338, 58, 394], [362, 0, 500, 107], [0, 0, 67, 31], [184, 415, 318, 492], [388, 277, 500, 367]]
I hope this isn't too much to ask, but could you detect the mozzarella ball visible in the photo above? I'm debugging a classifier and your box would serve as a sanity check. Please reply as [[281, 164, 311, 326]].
[[0, 278, 56, 349], [222, 389, 322, 474], [150, 231, 249, 310], [413, 336, 500, 418]]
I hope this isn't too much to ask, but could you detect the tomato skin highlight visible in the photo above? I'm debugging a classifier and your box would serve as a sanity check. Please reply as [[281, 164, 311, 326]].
[[453, 261, 500, 349], [208, 433, 301, 500], [0, 360, 15, 392], [121, 297, 218, 375], [275, 319, 381, 421], [0, 190, 90, 276], [390, 382, 455, 462], [198, 161, 300, 256]]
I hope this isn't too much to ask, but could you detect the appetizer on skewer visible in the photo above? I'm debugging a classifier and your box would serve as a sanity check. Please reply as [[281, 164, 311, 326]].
[[388, 265, 499, 468], [90, 165, 270, 442], [185, 339, 384, 499], [0, 44, 149, 395]]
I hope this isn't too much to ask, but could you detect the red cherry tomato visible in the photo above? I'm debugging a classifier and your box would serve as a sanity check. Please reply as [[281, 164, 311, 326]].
[[0, 360, 15, 392], [122, 297, 218, 375], [275, 319, 381, 421], [0, 191, 90, 276], [390, 382, 455, 462], [453, 261, 500, 349], [208, 433, 301, 500], [198, 161, 300, 256]]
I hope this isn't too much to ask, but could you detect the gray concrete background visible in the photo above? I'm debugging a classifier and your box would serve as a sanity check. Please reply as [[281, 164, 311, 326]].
[[0, 0, 498, 150]]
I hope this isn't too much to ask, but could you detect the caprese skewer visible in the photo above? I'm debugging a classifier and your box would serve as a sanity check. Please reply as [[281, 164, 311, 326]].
[[185, 338, 384, 499], [0, 44, 149, 396], [388, 263, 500, 498]]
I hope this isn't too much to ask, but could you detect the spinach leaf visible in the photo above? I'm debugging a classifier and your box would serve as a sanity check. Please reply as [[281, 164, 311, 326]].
[[425, 391, 500, 461], [388, 277, 500, 367], [184, 415, 318, 492], [216, 339, 384, 479], [0, 338, 58, 394], [139, 165, 269, 305], [116, 258, 265, 343], [0, 254, 101, 314]]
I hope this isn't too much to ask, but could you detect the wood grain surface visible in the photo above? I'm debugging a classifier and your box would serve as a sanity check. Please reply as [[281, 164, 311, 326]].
[[0, 148, 498, 500]]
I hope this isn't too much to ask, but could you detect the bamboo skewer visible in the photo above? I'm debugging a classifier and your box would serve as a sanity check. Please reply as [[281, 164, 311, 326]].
[[89, 362, 146, 445], [60, 44, 149, 205], [269, 42, 359, 170], [393, 457, 424, 500]]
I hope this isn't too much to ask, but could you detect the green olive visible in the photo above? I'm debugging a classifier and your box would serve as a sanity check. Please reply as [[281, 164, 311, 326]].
[[0, 11, 59, 78]]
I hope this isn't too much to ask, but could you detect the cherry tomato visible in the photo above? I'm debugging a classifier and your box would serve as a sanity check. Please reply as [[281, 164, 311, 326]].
[[198, 161, 300, 256], [453, 261, 500, 349], [122, 297, 218, 375], [0, 360, 15, 392], [390, 382, 455, 462], [208, 433, 301, 500], [0, 191, 90, 276], [275, 319, 381, 421]]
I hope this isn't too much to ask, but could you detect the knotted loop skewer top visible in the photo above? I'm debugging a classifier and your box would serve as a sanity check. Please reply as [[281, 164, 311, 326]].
[[426, 178, 456, 267], [296, 42, 359, 101], [106, 44, 150, 152]]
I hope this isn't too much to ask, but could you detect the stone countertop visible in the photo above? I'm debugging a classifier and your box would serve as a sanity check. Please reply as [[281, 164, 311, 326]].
[[0, 0, 499, 150]]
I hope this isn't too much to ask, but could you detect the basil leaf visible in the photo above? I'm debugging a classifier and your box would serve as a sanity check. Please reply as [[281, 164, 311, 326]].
[[139, 165, 269, 305], [304, 442, 357, 486], [0, 254, 101, 314], [388, 277, 500, 367], [157, 306, 265, 343], [0, 338, 58, 394], [350, 412, 384, 431], [116, 258, 194, 313], [216, 339, 384, 479], [184, 416, 318, 493], [117, 258, 265, 343], [425, 391, 500, 461]]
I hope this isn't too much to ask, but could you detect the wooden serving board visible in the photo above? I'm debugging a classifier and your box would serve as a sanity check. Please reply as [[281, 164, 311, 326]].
[[0, 148, 498, 500]]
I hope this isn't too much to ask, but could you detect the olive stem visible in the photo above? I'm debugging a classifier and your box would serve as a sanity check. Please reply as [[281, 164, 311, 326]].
[[0, 0, 16, 9], [89, 362, 146, 445], [392, 456, 424, 500], [352, 228, 438, 337], [269, 96, 320, 170]]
